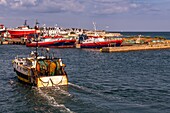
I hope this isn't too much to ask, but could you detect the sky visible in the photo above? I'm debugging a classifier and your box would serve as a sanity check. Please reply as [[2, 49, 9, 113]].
[[0, 0, 170, 31]]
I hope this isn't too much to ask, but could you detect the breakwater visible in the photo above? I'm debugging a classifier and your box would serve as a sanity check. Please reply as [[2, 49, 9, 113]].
[[0, 38, 26, 45], [101, 42, 170, 52]]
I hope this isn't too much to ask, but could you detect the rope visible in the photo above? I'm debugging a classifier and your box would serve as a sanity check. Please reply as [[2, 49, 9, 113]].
[[38, 76, 64, 87], [49, 76, 64, 86], [39, 78, 50, 87]]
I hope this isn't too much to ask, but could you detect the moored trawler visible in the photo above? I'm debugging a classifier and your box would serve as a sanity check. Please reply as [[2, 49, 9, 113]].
[[77, 34, 123, 48], [7, 20, 40, 38], [12, 49, 68, 87], [26, 34, 76, 48]]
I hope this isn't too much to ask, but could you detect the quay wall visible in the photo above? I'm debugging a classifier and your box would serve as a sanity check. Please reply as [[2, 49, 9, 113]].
[[101, 43, 170, 52], [0, 38, 26, 45]]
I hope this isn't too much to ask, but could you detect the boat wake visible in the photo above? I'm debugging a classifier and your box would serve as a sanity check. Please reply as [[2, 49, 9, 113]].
[[9, 80, 15, 85], [68, 82, 122, 101], [68, 82, 93, 93], [53, 86, 72, 97], [34, 87, 74, 113]]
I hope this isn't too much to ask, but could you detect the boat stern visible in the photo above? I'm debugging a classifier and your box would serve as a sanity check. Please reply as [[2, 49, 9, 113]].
[[36, 75, 68, 87]]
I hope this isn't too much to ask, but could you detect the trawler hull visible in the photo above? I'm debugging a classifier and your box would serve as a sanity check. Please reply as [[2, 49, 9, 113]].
[[26, 39, 76, 48], [14, 68, 68, 87], [79, 40, 123, 48]]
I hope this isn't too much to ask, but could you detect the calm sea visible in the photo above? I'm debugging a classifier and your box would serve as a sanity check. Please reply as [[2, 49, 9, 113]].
[[121, 31, 170, 39], [0, 32, 170, 113]]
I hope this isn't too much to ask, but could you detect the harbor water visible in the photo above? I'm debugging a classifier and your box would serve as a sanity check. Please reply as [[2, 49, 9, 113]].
[[1, 32, 170, 113]]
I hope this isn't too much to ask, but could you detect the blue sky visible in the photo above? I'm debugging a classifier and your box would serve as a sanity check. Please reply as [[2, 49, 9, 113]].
[[0, 0, 170, 31]]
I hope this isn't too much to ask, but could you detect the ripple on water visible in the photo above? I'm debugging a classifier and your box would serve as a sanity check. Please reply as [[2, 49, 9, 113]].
[[1, 45, 170, 113]]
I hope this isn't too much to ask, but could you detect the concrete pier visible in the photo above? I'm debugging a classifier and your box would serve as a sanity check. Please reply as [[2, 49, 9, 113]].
[[75, 44, 81, 48], [0, 38, 26, 45], [101, 43, 170, 52], [0, 41, 9, 45]]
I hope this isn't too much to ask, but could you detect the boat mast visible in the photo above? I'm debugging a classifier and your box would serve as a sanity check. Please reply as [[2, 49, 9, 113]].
[[93, 22, 99, 36], [35, 19, 39, 59], [35, 19, 39, 30], [24, 20, 27, 26], [35, 34, 38, 59]]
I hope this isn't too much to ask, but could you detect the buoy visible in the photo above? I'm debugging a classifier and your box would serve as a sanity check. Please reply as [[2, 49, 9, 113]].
[[100, 48, 102, 52]]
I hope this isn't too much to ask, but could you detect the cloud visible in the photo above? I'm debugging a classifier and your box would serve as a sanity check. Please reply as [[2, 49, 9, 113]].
[[0, 0, 7, 5], [0, 0, 141, 14], [0, 0, 166, 15], [0, 0, 84, 13], [90, 0, 141, 15], [35, 0, 84, 13]]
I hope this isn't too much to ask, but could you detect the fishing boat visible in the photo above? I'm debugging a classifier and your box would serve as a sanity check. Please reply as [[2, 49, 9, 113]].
[[26, 35, 76, 48], [77, 22, 123, 48], [77, 34, 123, 48], [7, 20, 40, 38], [12, 41, 68, 87]]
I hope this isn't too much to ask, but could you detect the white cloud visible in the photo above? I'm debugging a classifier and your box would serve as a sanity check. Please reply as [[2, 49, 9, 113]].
[[0, 0, 84, 13], [20, 0, 37, 6], [0, 0, 7, 5], [0, 0, 162, 15], [37, 0, 85, 13], [10, 0, 38, 10], [90, 0, 140, 15]]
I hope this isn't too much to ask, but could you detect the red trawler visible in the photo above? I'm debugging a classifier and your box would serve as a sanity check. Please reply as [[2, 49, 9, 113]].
[[78, 34, 123, 48], [77, 22, 123, 48], [26, 35, 76, 48], [7, 20, 40, 38]]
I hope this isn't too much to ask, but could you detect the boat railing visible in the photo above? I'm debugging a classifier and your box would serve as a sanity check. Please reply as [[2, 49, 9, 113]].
[[15, 55, 28, 59]]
